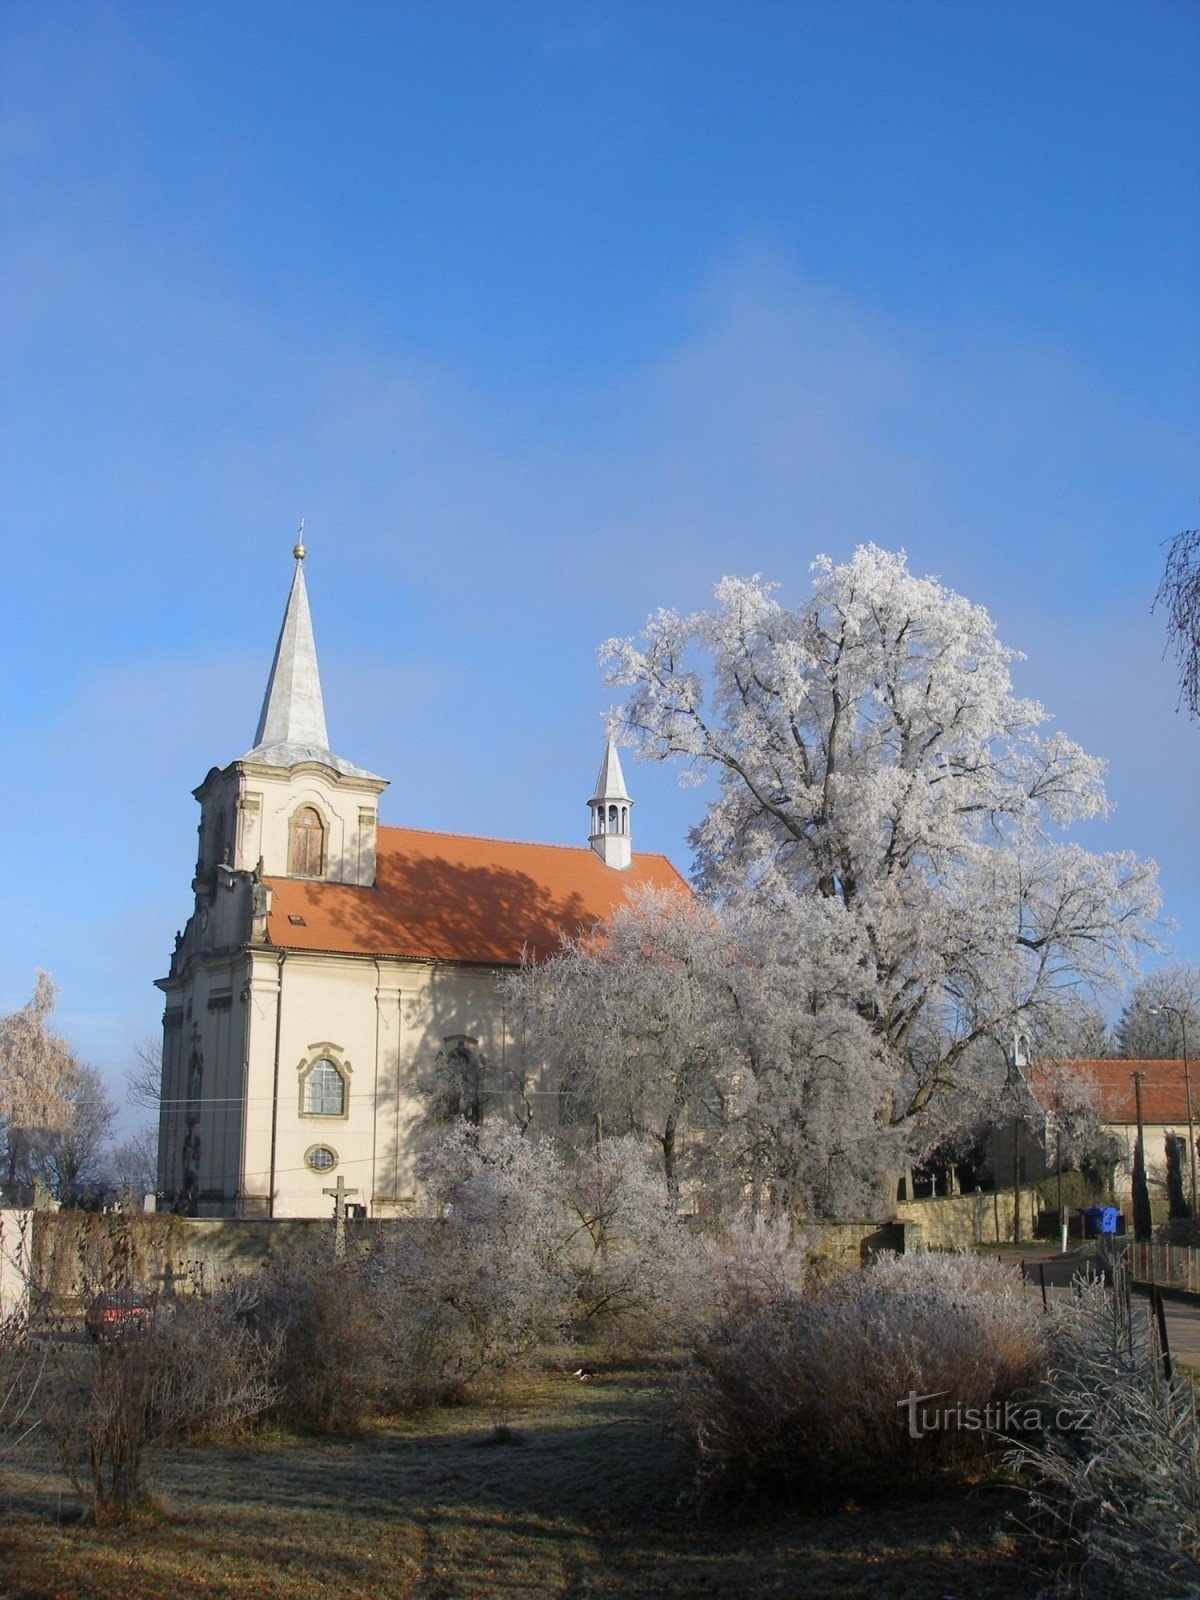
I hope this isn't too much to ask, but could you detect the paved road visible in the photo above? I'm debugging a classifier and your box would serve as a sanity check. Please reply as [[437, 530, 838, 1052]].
[[996, 1241, 1200, 1370]]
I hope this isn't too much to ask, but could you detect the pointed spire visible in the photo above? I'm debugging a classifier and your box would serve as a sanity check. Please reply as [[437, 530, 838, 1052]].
[[252, 540, 330, 751], [589, 734, 633, 870], [242, 537, 382, 781], [589, 735, 632, 806]]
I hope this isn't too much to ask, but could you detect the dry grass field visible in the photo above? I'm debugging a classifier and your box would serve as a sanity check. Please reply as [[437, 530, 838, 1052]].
[[0, 1353, 1034, 1600]]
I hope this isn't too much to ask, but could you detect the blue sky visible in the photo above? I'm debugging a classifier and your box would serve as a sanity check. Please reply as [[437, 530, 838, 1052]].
[[1, 1, 1197, 1113]]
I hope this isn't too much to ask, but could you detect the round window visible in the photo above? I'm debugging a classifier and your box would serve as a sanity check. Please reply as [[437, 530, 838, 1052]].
[[306, 1145, 337, 1174]]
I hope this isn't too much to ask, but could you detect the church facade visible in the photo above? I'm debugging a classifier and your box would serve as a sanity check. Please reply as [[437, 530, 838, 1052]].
[[156, 542, 685, 1218]]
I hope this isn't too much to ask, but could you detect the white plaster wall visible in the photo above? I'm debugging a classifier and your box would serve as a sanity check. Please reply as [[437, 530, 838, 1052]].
[[1108, 1120, 1190, 1201], [196, 762, 382, 886], [0, 1209, 32, 1318], [158, 956, 250, 1214], [241, 765, 380, 885], [238, 950, 543, 1218]]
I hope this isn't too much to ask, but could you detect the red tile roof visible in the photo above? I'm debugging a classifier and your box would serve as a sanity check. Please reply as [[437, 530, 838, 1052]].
[[1035, 1059, 1199, 1126], [264, 825, 690, 966]]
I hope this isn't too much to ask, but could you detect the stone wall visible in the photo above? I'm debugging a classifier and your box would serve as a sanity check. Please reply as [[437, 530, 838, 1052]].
[[29, 1210, 394, 1300], [803, 1186, 1035, 1262], [897, 1185, 1038, 1249], [31, 1184, 1042, 1299]]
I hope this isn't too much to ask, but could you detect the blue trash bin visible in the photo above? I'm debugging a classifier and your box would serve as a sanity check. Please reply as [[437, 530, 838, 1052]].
[[1081, 1206, 1106, 1238], [1098, 1205, 1119, 1235]]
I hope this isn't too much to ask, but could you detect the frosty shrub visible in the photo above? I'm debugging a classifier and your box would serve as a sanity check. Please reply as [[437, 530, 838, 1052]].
[[1006, 1274, 1200, 1598], [0, 1303, 43, 1466], [697, 1213, 806, 1326], [677, 1249, 1044, 1501], [400, 1122, 579, 1418], [242, 1254, 394, 1433], [0, 1213, 46, 1477], [46, 1292, 275, 1521], [563, 1133, 711, 1347]]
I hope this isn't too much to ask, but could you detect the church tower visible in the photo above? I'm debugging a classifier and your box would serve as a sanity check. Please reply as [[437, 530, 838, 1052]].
[[588, 734, 633, 870], [157, 540, 389, 1216], [191, 536, 387, 894]]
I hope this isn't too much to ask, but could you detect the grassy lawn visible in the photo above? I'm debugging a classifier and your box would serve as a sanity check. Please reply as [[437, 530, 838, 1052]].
[[0, 1354, 1033, 1600]]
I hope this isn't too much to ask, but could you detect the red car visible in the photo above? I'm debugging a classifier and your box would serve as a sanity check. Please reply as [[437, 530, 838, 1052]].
[[84, 1289, 152, 1341]]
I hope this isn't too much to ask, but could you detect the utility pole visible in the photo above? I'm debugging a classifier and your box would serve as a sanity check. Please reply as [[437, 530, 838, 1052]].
[[1056, 1123, 1066, 1254]]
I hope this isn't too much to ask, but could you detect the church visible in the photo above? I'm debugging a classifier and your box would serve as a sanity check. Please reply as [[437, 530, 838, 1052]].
[[155, 541, 686, 1218]]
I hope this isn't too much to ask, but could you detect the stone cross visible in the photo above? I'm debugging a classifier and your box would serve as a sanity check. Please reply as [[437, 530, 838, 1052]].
[[323, 1175, 360, 1260]]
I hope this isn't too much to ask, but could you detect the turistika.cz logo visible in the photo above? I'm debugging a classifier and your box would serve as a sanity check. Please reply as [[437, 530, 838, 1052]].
[[897, 1389, 1092, 1440]]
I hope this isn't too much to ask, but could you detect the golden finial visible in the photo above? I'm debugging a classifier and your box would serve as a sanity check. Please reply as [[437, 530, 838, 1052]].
[[293, 518, 306, 561]]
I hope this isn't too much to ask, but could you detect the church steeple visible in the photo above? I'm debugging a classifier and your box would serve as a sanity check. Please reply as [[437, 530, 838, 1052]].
[[251, 535, 329, 754], [192, 536, 386, 890], [243, 536, 378, 780], [588, 735, 633, 870]]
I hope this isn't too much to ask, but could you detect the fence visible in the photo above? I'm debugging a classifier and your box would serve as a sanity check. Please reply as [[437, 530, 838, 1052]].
[[1126, 1239, 1200, 1293]]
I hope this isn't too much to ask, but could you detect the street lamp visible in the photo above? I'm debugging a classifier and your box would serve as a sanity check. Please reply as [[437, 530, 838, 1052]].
[[1150, 1003, 1197, 1218]]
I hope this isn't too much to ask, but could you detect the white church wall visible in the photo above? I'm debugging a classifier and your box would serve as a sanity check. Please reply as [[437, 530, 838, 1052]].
[[195, 762, 381, 887], [232, 950, 538, 1219], [241, 763, 380, 885], [158, 953, 251, 1216]]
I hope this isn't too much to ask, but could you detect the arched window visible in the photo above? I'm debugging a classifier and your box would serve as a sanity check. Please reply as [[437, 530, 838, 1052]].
[[290, 806, 325, 877], [212, 811, 227, 868], [607, 803, 618, 834], [302, 1057, 346, 1117]]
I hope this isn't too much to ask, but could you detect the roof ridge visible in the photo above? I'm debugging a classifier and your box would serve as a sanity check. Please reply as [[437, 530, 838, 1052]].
[[1044, 1057, 1192, 1068], [376, 821, 682, 867]]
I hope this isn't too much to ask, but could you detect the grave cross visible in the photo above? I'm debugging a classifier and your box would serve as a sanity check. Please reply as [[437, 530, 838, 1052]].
[[323, 1175, 360, 1259]]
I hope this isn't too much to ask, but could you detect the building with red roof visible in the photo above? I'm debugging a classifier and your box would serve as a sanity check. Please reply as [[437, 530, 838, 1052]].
[[156, 543, 686, 1218], [1029, 1058, 1199, 1205]]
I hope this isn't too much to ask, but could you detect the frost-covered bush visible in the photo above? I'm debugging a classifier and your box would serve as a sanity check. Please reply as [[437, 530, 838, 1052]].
[[243, 1254, 398, 1433], [698, 1213, 806, 1324], [563, 1133, 710, 1346], [1006, 1276, 1200, 1598], [678, 1249, 1044, 1501], [46, 1292, 275, 1520], [401, 1122, 579, 1415]]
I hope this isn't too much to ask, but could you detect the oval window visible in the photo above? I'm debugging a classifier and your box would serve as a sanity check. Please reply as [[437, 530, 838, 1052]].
[[306, 1145, 337, 1173]]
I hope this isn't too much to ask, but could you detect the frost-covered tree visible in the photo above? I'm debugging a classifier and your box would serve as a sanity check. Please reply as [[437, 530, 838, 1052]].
[[27, 1065, 117, 1203], [1028, 1054, 1112, 1183], [1114, 961, 1200, 1059], [0, 974, 83, 1190], [108, 1127, 160, 1206], [409, 1122, 577, 1411], [1029, 992, 1112, 1061], [507, 890, 729, 1201], [1155, 525, 1200, 719], [506, 887, 898, 1216], [602, 547, 1158, 1148]]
